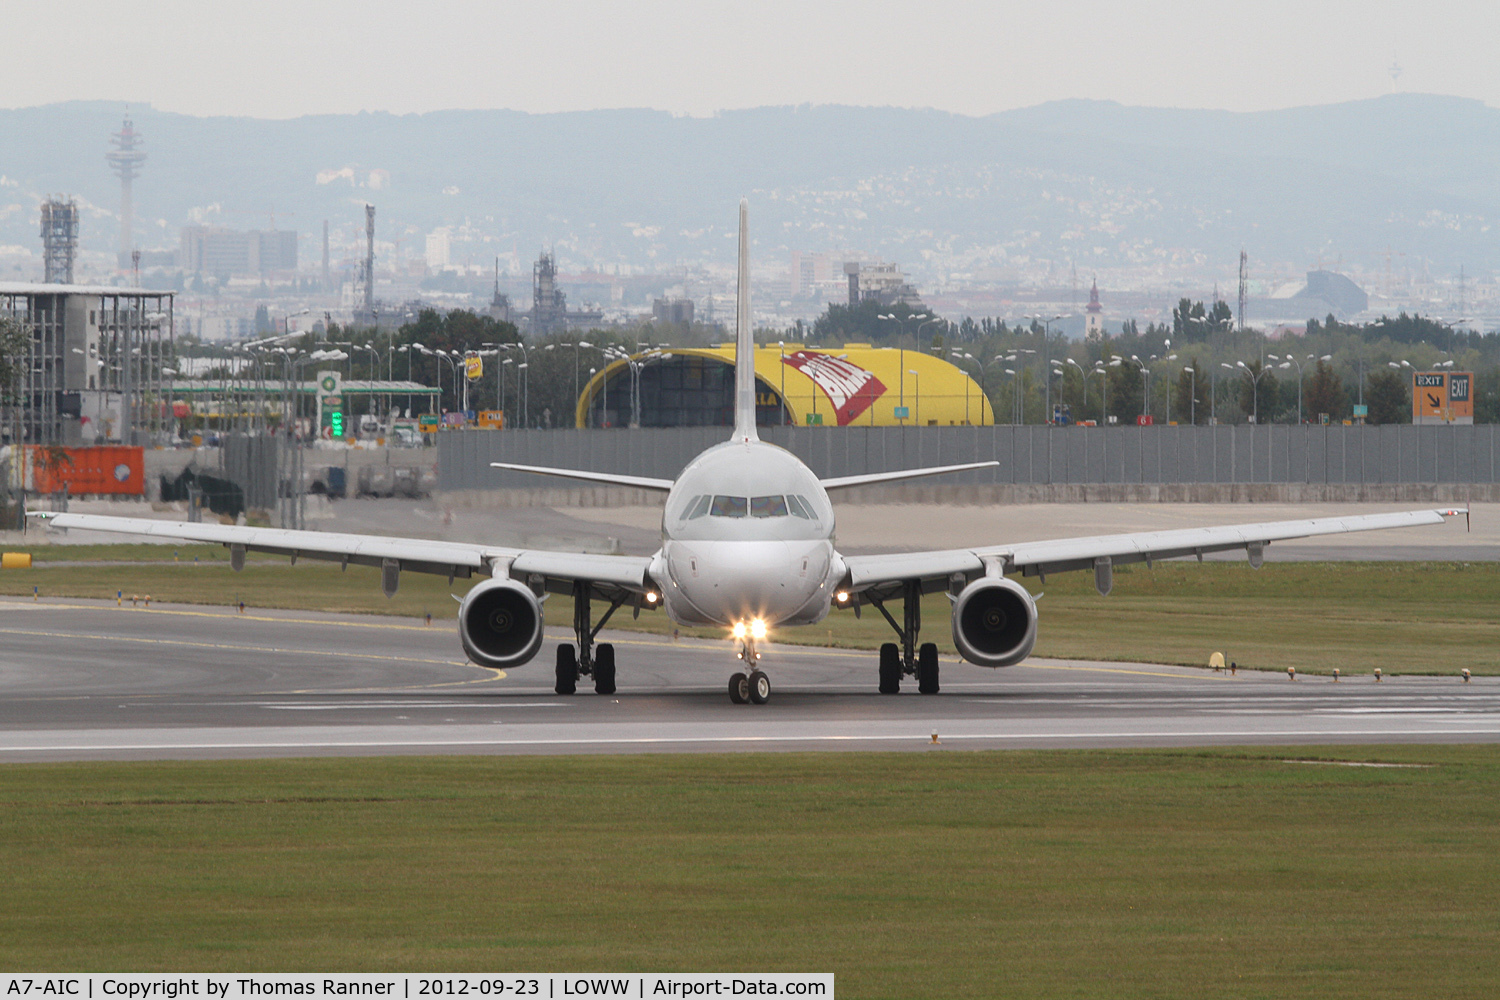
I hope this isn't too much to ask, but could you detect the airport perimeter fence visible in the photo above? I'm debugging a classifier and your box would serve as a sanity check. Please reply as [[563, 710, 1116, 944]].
[[439, 423, 1500, 498]]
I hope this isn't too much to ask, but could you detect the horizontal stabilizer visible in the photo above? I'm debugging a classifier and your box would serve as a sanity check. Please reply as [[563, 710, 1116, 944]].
[[820, 461, 999, 491], [490, 462, 674, 492]]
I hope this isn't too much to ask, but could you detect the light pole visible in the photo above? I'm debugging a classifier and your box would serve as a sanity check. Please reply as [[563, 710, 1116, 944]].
[[916, 316, 944, 355], [1001, 368, 1019, 425], [1272, 353, 1325, 425], [1226, 360, 1272, 424], [1128, 355, 1152, 423], [1182, 366, 1196, 425], [1037, 314, 1064, 423], [908, 369, 921, 425]]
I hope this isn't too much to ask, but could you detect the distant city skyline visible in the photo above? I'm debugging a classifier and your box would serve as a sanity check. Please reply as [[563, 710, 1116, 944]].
[[4, 1, 1498, 119]]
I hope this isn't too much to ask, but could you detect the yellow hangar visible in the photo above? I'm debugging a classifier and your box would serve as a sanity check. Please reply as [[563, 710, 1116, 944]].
[[576, 343, 993, 429]]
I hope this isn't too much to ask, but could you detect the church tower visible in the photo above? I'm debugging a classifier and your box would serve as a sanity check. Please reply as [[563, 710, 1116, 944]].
[[1085, 279, 1103, 338]]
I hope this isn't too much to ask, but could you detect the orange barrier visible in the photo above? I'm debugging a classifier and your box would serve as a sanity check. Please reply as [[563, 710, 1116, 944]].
[[26, 445, 145, 495]]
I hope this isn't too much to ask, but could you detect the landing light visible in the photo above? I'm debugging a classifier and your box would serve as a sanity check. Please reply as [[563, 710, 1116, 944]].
[[732, 622, 747, 639], [750, 618, 767, 640], [646, 591, 658, 603], [836, 590, 849, 603]]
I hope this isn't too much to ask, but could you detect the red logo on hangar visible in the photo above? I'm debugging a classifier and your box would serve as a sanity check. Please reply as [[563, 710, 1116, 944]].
[[781, 352, 887, 425]]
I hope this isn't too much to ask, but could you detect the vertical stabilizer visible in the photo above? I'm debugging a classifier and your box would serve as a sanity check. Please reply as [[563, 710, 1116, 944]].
[[732, 198, 759, 442]]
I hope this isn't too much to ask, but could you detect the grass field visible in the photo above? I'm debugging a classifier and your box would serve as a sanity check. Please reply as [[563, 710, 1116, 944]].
[[3, 544, 1497, 675], [2, 747, 1498, 997]]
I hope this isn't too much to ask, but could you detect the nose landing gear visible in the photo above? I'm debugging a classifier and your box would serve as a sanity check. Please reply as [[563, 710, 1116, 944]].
[[729, 636, 769, 703], [729, 668, 771, 705]]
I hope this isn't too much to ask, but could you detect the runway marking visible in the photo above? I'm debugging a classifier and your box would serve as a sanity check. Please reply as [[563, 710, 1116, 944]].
[[2, 727, 1499, 754], [0, 626, 473, 671], [1022, 662, 1219, 680]]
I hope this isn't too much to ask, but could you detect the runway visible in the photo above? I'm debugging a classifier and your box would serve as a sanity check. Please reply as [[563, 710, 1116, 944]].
[[3, 596, 1497, 761]]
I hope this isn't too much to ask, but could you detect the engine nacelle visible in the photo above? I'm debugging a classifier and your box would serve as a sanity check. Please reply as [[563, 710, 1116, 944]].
[[951, 576, 1038, 668], [458, 578, 545, 669]]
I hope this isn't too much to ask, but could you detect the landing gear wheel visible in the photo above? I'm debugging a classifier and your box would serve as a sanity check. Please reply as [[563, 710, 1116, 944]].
[[878, 642, 902, 694], [594, 643, 616, 695], [748, 670, 771, 704], [917, 642, 940, 695], [555, 644, 578, 695], [729, 672, 750, 704]]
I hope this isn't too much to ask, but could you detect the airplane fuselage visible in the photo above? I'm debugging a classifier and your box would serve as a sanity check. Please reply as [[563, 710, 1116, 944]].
[[651, 439, 846, 632]]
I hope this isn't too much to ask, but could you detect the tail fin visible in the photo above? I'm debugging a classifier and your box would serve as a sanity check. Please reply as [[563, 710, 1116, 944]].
[[732, 198, 758, 443]]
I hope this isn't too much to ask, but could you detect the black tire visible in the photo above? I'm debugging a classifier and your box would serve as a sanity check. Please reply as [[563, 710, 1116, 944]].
[[749, 670, 771, 704], [555, 644, 578, 695], [879, 642, 902, 694], [918, 642, 940, 695], [729, 672, 749, 704], [594, 643, 616, 695]]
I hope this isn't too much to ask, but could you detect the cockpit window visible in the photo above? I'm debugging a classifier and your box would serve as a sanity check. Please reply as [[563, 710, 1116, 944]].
[[681, 494, 711, 520], [709, 495, 748, 518], [787, 494, 817, 519], [750, 495, 789, 518]]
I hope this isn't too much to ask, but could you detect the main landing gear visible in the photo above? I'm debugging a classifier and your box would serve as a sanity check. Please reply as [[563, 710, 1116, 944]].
[[866, 580, 940, 695], [728, 637, 771, 704], [555, 580, 628, 696]]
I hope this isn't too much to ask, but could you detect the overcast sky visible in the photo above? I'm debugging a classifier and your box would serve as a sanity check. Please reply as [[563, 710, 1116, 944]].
[[5, 1, 1498, 118]]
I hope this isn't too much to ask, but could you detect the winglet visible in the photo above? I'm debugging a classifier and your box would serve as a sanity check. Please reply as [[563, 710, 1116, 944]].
[[732, 198, 758, 444]]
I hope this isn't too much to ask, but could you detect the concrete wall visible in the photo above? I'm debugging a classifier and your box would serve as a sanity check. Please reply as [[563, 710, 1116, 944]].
[[437, 425, 1500, 506]]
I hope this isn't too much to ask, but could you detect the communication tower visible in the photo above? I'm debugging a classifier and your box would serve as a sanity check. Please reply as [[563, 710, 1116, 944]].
[[105, 113, 146, 269], [362, 204, 376, 318], [1237, 250, 1248, 334], [39, 197, 79, 284]]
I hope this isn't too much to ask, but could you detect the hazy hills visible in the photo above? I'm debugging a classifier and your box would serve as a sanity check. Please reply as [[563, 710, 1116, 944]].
[[2, 94, 1496, 281]]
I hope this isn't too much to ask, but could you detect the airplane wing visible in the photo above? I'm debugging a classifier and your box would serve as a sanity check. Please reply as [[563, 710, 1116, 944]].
[[26, 512, 655, 598], [820, 461, 998, 490], [842, 508, 1467, 597], [489, 462, 675, 491]]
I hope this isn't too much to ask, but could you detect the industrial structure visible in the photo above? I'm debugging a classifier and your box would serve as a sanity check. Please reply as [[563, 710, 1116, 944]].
[[576, 344, 991, 429], [1, 282, 174, 446], [355, 204, 377, 325], [39, 198, 79, 284], [105, 114, 146, 270], [524, 252, 601, 334]]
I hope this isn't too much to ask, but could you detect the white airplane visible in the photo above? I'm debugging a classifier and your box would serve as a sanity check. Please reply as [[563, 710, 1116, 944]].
[[32, 202, 1466, 704]]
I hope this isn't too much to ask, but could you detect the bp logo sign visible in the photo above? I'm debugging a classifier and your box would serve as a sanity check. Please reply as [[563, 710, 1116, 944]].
[[319, 373, 341, 394]]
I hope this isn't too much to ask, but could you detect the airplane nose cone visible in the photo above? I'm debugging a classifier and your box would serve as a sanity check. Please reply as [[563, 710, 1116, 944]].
[[670, 540, 825, 626]]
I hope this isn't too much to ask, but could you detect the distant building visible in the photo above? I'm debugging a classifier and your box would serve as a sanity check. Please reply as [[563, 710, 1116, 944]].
[[180, 226, 297, 276], [1085, 279, 1103, 337], [843, 261, 923, 309], [1252, 270, 1369, 323], [652, 298, 694, 326], [424, 229, 451, 269]]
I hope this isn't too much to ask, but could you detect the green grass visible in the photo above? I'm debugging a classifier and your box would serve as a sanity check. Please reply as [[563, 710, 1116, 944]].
[[3, 748, 1499, 997], [3, 547, 1497, 675]]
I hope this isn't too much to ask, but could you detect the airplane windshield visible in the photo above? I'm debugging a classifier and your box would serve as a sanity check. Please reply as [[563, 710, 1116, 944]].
[[750, 495, 789, 518], [680, 495, 711, 520], [709, 495, 748, 518], [787, 494, 816, 519]]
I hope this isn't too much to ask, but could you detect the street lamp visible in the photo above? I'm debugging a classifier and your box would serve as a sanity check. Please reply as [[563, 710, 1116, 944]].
[[1037, 314, 1064, 422], [1182, 367, 1196, 425], [1227, 360, 1273, 425], [907, 369, 921, 425], [1128, 355, 1152, 423]]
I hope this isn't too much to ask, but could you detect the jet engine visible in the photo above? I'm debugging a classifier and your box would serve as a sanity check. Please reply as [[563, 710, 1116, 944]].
[[458, 578, 545, 669], [951, 576, 1037, 667]]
